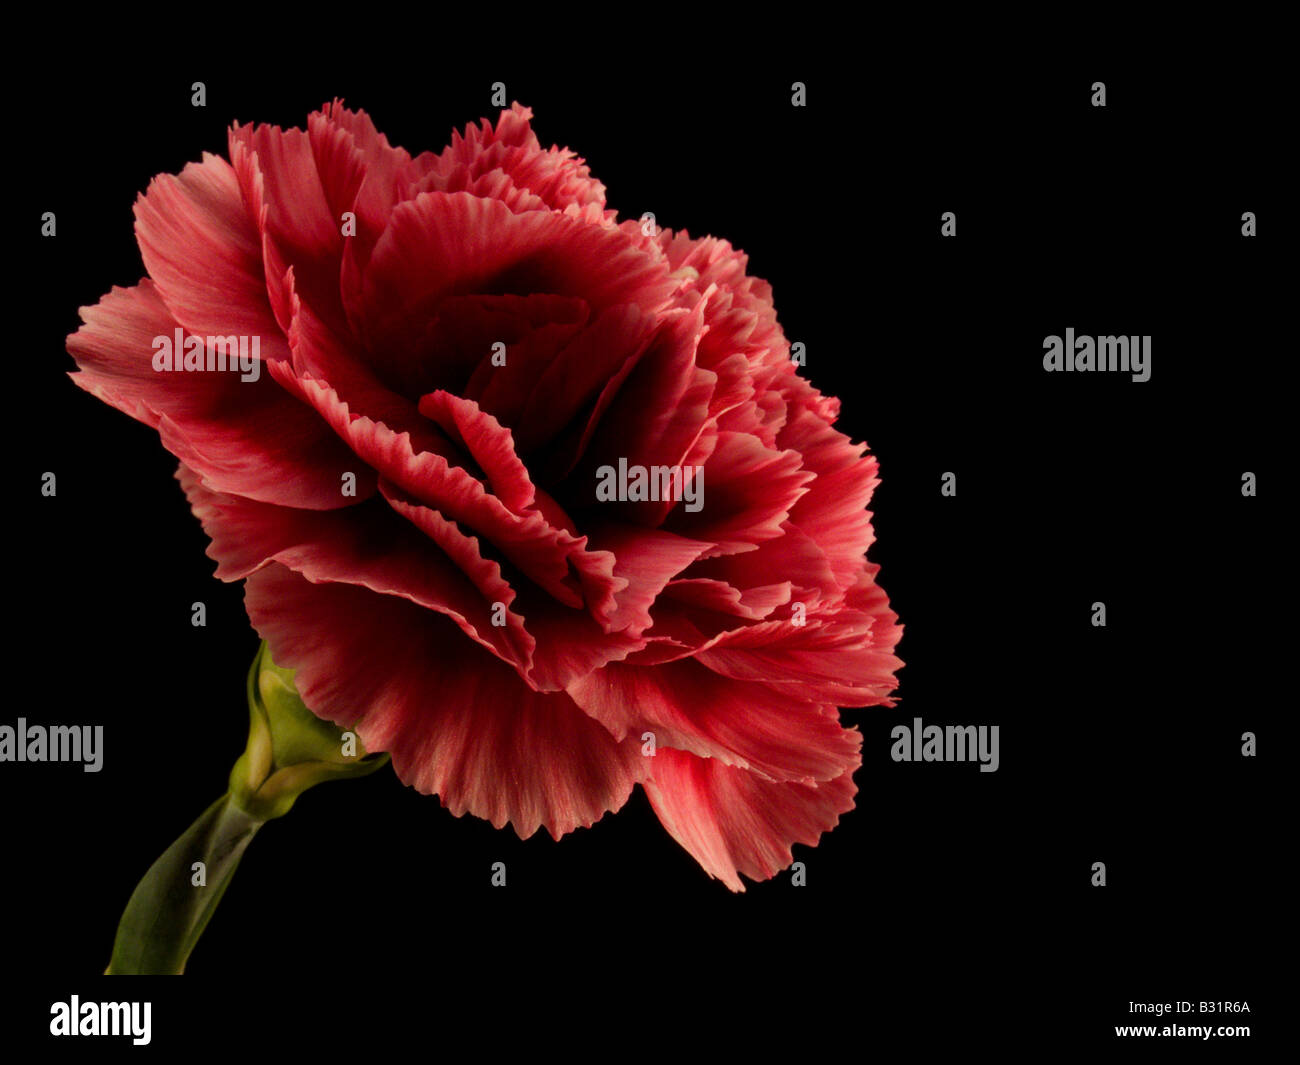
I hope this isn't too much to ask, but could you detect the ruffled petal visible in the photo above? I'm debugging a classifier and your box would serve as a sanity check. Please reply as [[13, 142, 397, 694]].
[[289, 370, 623, 613], [684, 523, 839, 612], [376, 481, 638, 691], [418, 390, 537, 513], [643, 747, 859, 892], [696, 608, 902, 708], [663, 431, 813, 558], [228, 119, 345, 336], [418, 103, 608, 215], [778, 403, 881, 593], [245, 564, 645, 840], [67, 281, 363, 510], [566, 658, 861, 784], [357, 191, 675, 359], [132, 153, 279, 340], [179, 465, 533, 673]]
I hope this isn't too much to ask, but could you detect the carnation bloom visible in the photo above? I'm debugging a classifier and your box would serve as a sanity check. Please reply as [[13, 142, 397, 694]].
[[67, 101, 902, 890]]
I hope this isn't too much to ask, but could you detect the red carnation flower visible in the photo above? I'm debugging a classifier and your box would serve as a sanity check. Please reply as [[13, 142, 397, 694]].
[[67, 101, 902, 890]]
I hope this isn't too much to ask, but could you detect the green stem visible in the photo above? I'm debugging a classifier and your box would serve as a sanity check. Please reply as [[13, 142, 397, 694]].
[[105, 642, 388, 975], [107, 795, 261, 975]]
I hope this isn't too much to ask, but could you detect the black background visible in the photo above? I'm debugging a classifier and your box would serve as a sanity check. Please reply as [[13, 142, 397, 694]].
[[7, 39, 1286, 1054]]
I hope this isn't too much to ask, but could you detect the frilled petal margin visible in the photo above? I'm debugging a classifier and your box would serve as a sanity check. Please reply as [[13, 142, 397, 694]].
[[565, 657, 862, 785], [643, 747, 860, 892], [245, 563, 646, 840], [67, 281, 363, 510]]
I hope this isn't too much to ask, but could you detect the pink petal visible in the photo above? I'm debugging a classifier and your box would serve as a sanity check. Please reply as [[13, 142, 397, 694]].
[[381, 292, 588, 404], [571, 303, 719, 525], [179, 465, 533, 673], [512, 304, 659, 458], [229, 120, 348, 339], [696, 607, 902, 708], [286, 265, 458, 466], [778, 405, 881, 592], [662, 578, 793, 622], [582, 522, 713, 637], [654, 230, 786, 358], [309, 101, 426, 250], [132, 153, 280, 340], [526, 309, 662, 484], [663, 431, 814, 558], [67, 281, 363, 510], [418, 390, 537, 513], [375, 481, 641, 692], [419, 103, 608, 215], [684, 523, 839, 611], [357, 191, 675, 359], [566, 658, 861, 784], [290, 372, 627, 614], [245, 564, 645, 840], [643, 747, 859, 892]]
